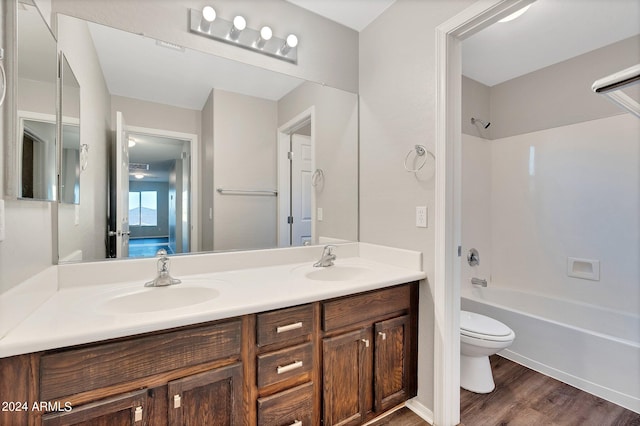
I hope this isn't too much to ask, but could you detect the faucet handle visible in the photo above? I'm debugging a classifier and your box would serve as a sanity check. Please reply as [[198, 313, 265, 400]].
[[156, 249, 170, 273], [324, 245, 336, 254]]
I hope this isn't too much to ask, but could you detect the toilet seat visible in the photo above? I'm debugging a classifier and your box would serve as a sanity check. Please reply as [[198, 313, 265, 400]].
[[460, 310, 514, 342]]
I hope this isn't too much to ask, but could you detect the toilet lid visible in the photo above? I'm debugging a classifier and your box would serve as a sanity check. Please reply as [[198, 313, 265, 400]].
[[460, 310, 512, 338]]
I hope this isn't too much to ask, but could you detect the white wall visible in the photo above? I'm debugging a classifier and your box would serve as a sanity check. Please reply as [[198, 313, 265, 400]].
[[278, 81, 359, 243], [56, 14, 111, 263], [461, 134, 492, 288], [201, 91, 214, 251], [462, 114, 639, 315], [213, 89, 278, 251], [492, 115, 639, 314], [359, 0, 475, 414], [492, 36, 638, 140]]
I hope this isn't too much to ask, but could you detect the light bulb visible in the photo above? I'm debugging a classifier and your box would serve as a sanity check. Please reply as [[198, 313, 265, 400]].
[[286, 34, 298, 48], [255, 26, 272, 48], [202, 6, 216, 22], [134, 173, 144, 180], [229, 15, 246, 40], [233, 15, 246, 31], [260, 26, 273, 41], [280, 34, 298, 55]]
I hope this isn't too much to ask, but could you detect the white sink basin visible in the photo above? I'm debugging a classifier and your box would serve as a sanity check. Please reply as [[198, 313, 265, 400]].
[[99, 285, 220, 314], [304, 265, 372, 282]]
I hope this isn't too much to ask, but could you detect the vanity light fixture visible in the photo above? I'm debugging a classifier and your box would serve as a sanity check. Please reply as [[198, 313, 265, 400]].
[[134, 173, 145, 180], [189, 7, 298, 64], [128, 138, 137, 148]]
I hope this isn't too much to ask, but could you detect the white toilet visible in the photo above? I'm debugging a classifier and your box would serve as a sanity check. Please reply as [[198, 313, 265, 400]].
[[460, 310, 515, 393]]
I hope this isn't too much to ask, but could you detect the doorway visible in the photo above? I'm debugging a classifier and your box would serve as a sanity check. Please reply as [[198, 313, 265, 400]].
[[277, 107, 316, 247], [433, 1, 535, 424], [108, 114, 199, 258]]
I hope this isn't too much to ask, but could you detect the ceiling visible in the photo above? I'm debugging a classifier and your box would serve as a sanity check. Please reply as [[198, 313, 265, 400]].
[[462, 0, 640, 86], [288, 0, 640, 86], [285, 0, 396, 32]]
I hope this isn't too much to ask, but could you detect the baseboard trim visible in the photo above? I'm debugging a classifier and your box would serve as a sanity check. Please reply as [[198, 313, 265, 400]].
[[405, 398, 434, 424], [500, 351, 640, 414]]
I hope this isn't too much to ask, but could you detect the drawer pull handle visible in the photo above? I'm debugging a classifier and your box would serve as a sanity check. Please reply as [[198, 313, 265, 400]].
[[362, 338, 370, 348], [134, 406, 143, 422], [173, 394, 181, 409], [290, 421, 302, 426], [378, 332, 386, 340], [277, 322, 303, 333], [277, 360, 303, 374]]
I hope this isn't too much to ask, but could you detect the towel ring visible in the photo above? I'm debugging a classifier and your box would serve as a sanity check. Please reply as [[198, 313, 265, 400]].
[[404, 145, 435, 172], [80, 144, 89, 172], [311, 169, 324, 187]]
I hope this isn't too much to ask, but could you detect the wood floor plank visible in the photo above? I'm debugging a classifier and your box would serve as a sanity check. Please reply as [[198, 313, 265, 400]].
[[367, 356, 640, 426], [462, 356, 640, 426]]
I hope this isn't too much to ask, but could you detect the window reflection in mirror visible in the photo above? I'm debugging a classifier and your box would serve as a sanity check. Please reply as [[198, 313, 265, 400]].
[[60, 55, 81, 205], [17, 2, 58, 201]]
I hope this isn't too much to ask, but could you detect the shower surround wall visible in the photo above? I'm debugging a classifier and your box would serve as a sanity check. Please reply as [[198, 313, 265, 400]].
[[463, 115, 639, 314], [462, 35, 640, 315]]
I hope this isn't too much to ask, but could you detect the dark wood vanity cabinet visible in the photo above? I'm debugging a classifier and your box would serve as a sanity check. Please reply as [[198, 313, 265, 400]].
[[41, 389, 148, 426], [321, 284, 418, 426], [3, 318, 245, 426], [0, 282, 418, 426], [168, 363, 244, 425], [251, 303, 319, 426]]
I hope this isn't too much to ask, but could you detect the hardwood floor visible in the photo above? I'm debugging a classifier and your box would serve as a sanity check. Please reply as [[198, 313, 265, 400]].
[[368, 356, 640, 426]]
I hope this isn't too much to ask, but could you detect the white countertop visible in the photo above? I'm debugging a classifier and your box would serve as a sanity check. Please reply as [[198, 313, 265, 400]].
[[0, 244, 425, 358]]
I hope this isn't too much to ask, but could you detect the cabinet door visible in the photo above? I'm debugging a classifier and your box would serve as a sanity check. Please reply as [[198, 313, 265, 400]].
[[374, 315, 409, 413], [322, 328, 372, 426], [168, 363, 243, 426], [42, 390, 147, 426]]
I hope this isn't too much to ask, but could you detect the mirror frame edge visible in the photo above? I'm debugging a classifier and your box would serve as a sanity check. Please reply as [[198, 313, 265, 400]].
[[3, 0, 18, 200]]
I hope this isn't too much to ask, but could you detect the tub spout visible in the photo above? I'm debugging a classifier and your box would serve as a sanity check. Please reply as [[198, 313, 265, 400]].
[[471, 277, 487, 287]]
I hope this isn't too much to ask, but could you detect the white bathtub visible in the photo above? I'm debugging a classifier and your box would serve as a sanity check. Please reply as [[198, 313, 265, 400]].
[[461, 287, 640, 413]]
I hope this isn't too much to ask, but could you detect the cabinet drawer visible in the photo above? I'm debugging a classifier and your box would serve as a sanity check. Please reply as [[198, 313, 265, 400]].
[[257, 382, 313, 426], [257, 342, 313, 389], [40, 319, 242, 400], [256, 304, 314, 347], [322, 284, 411, 332]]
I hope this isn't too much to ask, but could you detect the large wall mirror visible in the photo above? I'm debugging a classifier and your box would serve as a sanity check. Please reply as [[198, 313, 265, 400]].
[[17, 1, 58, 201], [55, 14, 359, 263]]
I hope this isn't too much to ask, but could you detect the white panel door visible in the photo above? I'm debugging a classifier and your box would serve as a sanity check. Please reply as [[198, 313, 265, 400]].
[[291, 134, 312, 246]]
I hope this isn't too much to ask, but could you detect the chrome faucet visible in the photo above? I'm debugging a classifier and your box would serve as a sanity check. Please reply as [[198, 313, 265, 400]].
[[145, 249, 182, 287], [314, 245, 336, 268]]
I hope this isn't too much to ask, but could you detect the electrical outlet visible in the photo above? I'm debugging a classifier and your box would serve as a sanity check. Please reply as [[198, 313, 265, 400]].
[[416, 206, 427, 228]]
